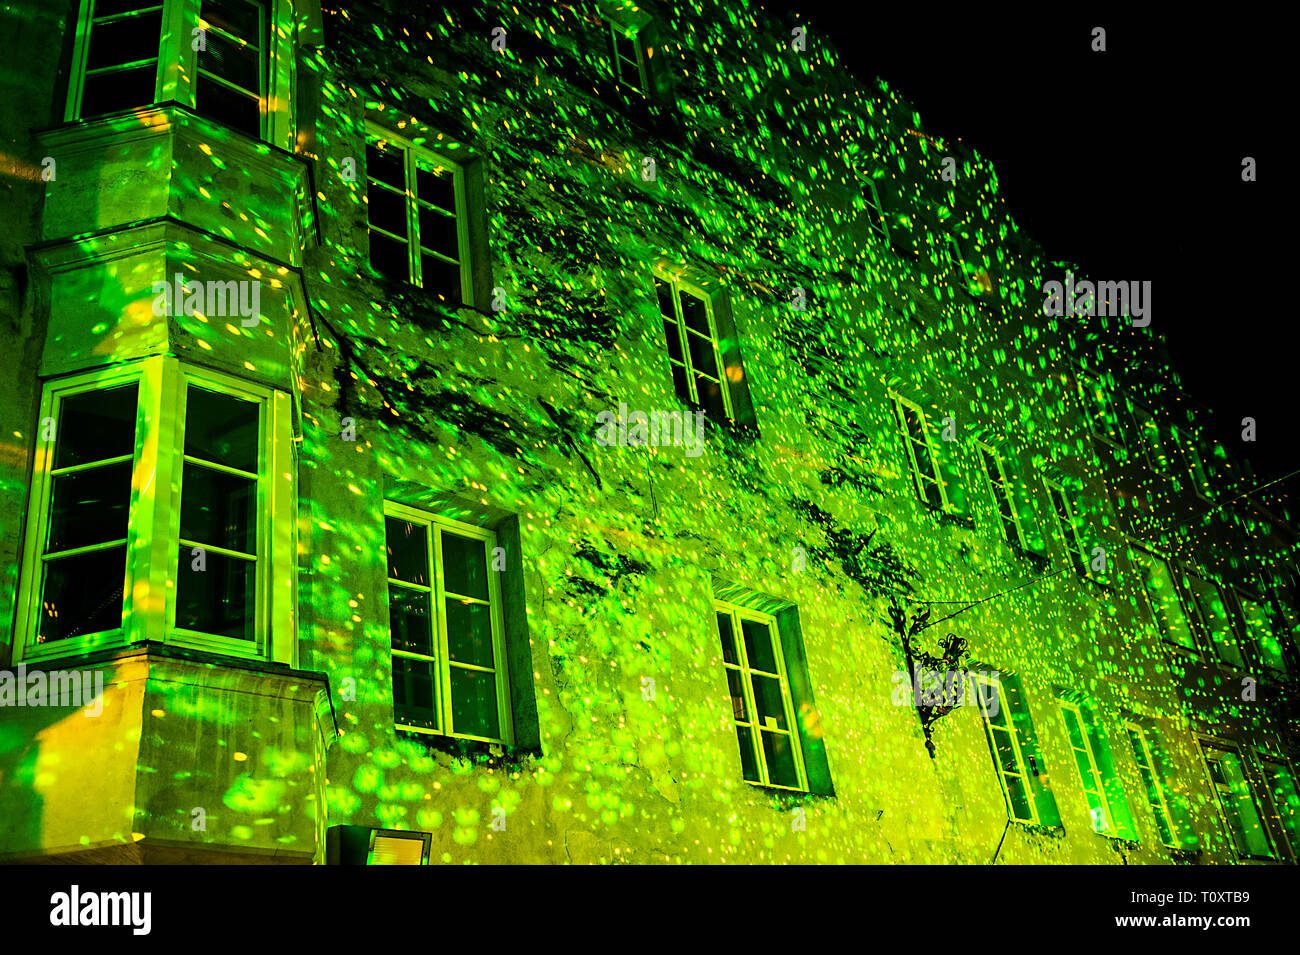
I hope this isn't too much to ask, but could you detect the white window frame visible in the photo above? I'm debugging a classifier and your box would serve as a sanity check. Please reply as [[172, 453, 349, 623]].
[[383, 502, 514, 746], [13, 356, 296, 664], [975, 673, 1046, 826], [713, 599, 809, 793], [64, 0, 296, 149], [890, 392, 948, 511]]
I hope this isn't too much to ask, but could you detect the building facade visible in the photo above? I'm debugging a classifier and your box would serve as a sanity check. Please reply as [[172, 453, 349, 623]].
[[0, 0, 1296, 864]]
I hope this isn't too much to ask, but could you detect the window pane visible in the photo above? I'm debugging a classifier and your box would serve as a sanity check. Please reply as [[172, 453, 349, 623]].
[[393, 656, 437, 729], [449, 666, 499, 739], [184, 386, 259, 471], [716, 611, 737, 665], [85, 10, 163, 71], [54, 384, 138, 469], [419, 254, 460, 303], [669, 363, 691, 404], [725, 668, 747, 721], [417, 205, 459, 261], [38, 546, 126, 640], [761, 730, 799, 788], [662, 320, 684, 364], [180, 463, 255, 554], [200, 0, 262, 42], [680, 293, 709, 335], [195, 75, 260, 138], [369, 231, 410, 283], [389, 585, 432, 656], [741, 617, 776, 673], [366, 184, 407, 238], [79, 63, 157, 117], [199, 29, 259, 91], [695, 375, 726, 423], [415, 164, 455, 212], [384, 517, 428, 586], [445, 597, 493, 667], [366, 142, 405, 190], [176, 547, 255, 639], [734, 725, 761, 782], [93, 0, 164, 17], [686, 331, 718, 379], [440, 532, 488, 600], [750, 674, 787, 731], [47, 461, 132, 553], [654, 279, 675, 320]]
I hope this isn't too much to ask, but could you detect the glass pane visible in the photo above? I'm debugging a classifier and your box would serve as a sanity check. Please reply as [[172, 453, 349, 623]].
[[735, 725, 760, 783], [418, 205, 459, 261], [384, 517, 428, 586], [695, 375, 726, 423], [761, 730, 799, 788], [1004, 770, 1034, 821], [200, 29, 259, 91], [366, 184, 407, 238], [716, 611, 737, 665], [366, 142, 405, 190], [176, 547, 255, 639], [686, 331, 718, 378], [200, 0, 262, 42], [38, 546, 126, 640], [369, 231, 410, 283], [449, 666, 499, 739], [653, 279, 675, 320], [184, 386, 259, 471], [418, 254, 460, 303], [680, 292, 709, 335], [389, 585, 432, 656], [180, 463, 255, 554], [195, 75, 260, 138], [725, 668, 747, 722], [47, 461, 131, 553], [750, 673, 787, 731], [86, 10, 162, 71], [79, 63, 157, 117], [392, 656, 437, 729], [440, 532, 488, 600], [54, 384, 138, 469], [445, 597, 493, 668], [741, 617, 777, 673], [415, 164, 455, 212], [669, 363, 691, 404], [662, 320, 684, 364]]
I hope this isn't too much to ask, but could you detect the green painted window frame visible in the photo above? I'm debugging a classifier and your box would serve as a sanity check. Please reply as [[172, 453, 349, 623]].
[[364, 122, 482, 307], [64, 0, 296, 147], [1044, 478, 1088, 578], [1199, 739, 1275, 860], [890, 392, 947, 511], [603, 17, 650, 93], [13, 356, 296, 664], [975, 672, 1059, 827], [976, 440, 1026, 551], [1057, 700, 1137, 839], [654, 272, 735, 424], [382, 502, 514, 746], [713, 599, 809, 793]]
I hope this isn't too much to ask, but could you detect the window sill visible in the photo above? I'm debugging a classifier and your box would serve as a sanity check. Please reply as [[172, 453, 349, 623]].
[[396, 728, 541, 769]]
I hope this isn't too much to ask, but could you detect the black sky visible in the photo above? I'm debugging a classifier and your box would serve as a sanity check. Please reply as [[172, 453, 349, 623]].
[[758, 3, 1292, 486]]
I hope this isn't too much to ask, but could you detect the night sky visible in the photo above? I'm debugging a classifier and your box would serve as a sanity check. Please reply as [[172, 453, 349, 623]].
[[758, 3, 1291, 488]]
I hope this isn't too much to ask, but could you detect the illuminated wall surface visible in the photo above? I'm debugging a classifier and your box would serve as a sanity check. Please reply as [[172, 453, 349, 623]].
[[0, 0, 1297, 864]]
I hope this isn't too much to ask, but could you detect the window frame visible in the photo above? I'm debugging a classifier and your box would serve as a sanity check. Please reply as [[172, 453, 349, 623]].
[[654, 272, 735, 424], [975, 672, 1056, 827], [365, 122, 476, 306], [713, 598, 809, 793], [1234, 588, 1289, 676], [1075, 370, 1122, 447], [1130, 545, 1201, 654], [64, 0, 295, 148], [13, 356, 296, 664], [1181, 571, 1245, 668], [890, 392, 948, 511], [1043, 478, 1088, 578], [382, 502, 514, 747], [1124, 721, 1182, 849], [1258, 752, 1300, 862], [864, 179, 889, 244], [1198, 739, 1276, 860], [1057, 700, 1135, 838], [976, 439, 1026, 552]]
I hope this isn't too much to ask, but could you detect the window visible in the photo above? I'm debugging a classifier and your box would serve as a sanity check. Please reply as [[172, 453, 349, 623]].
[[13, 357, 295, 662], [864, 180, 889, 244], [714, 600, 808, 792], [977, 441, 1026, 551], [975, 673, 1060, 826], [1057, 700, 1137, 838], [1131, 548, 1197, 651], [600, 5, 656, 94], [366, 125, 476, 306], [1260, 756, 1300, 859], [655, 275, 733, 425], [383, 504, 512, 744], [1201, 742, 1274, 859], [1045, 479, 1088, 578], [1125, 722, 1198, 850], [890, 393, 946, 510], [1076, 372, 1121, 445], [1172, 425, 1212, 499], [1133, 406, 1170, 474], [67, 0, 291, 144], [1237, 593, 1289, 674], [1182, 573, 1244, 667]]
